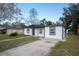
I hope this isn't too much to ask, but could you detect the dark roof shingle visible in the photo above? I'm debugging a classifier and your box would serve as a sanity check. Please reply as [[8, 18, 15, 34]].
[[26, 25, 45, 28]]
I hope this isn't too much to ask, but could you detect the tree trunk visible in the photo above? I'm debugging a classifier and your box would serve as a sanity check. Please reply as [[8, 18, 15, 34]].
[[74, 29, 78, 35], [73, 22, 78, 35]]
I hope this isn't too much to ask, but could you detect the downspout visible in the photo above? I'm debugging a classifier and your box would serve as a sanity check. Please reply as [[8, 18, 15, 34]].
[[44, 27, 45, 38], [61, 26, 63, 40]]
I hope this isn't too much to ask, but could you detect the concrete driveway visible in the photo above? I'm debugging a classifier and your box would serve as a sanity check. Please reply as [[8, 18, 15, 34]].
[[0, 38, 60, 56]]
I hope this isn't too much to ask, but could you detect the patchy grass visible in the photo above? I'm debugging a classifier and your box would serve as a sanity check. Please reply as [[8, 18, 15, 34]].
[[0, 36, 38, 52], [0, 34, 25, 40], [49, 35, 79, 56]]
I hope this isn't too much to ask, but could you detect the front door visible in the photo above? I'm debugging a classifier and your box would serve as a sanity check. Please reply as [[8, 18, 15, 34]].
[[32, 28, 35, 35]]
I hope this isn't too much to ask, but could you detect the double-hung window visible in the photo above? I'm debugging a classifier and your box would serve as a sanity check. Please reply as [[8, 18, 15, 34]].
[[49, 27, 55, 35], [39, 28, 42, 34], [27, 28, 30, 33]]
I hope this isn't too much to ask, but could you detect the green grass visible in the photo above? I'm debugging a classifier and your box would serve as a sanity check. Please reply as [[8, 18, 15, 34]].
[[0, 34, 25, 40], [0, 36, 38, 52], [49, 35, 79, 56]]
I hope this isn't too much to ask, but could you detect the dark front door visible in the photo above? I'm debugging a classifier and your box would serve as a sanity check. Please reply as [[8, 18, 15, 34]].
[[32, 28, 35, 35]]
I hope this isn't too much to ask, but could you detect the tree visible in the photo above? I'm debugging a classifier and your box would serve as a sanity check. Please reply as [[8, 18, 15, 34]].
[[2, 22, 10, 28], [0, 3, 22, 25], [40, 18, 53, 26], [55, 21, 62, 26], [28, 8, 39, 25], [46, 21, 53, 26], [19, 23, 26, 28], [40, 18, 47, 26], [60, 3, 79, 35]]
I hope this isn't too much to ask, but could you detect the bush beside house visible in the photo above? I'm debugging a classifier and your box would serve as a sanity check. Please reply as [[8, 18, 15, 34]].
[[9, 32, 18, 36]]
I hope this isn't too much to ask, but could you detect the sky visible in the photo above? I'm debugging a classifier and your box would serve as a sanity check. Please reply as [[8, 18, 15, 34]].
[[17, 3, 69, 22]]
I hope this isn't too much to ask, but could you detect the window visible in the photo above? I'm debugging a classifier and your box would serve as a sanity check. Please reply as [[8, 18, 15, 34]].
[[39, 28, 42, 34], [49, 27, 55, 35], [27, 28, 30, 33]]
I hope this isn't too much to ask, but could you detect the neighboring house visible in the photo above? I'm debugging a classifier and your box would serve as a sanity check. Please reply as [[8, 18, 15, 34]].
[[24, 25, 65, 40], [6, 23, 26, 35], [7, 28, 24, 35], [0, 26, 7, 34]]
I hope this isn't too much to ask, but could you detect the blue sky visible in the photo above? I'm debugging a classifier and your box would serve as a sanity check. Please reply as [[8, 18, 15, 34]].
[[17, 3, 69, 22]]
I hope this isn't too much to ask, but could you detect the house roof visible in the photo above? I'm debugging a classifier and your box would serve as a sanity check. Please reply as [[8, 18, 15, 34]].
[[26, 25, 45, 28], [7, 26, 25, 29], [26, 24, 63, 28], [2, 25, 26, 29], [47, 24, 63, 27], [0, 26, 6, 30]]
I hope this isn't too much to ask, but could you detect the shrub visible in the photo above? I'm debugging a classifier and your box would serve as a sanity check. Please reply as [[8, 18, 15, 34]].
[[2, 29, 7, 34], [9, 32, 18, 36], [0, 29, 7, 34]]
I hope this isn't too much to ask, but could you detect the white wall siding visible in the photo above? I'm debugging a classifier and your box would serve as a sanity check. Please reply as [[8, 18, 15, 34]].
[[35, 28, 44, 37], [45, 26, 63, 40], [24, 28, 32, 36], [56, 26, 63, 40]]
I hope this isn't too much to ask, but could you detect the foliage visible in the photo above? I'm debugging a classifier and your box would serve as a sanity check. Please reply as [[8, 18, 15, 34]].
[[2, 29, 6, 34], [0, 34, 25, 40], [46, 21, 53, 26], [11, 22, 26, 29], [0, 29, 6, 34], [60, 3, 79, 35], [40, 18, 47, 26], [49, 35, 79, 56], [40, 18, 53, 26], [0, 36, 38, 52], [28, 8, 39, 25], [9, 32, 18, 36], [0, 3, 22, 24]]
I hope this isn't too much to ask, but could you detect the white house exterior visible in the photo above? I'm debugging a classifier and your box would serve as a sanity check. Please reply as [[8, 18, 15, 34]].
[[24, 25, 65, 40], [45, 26, 65, 40]]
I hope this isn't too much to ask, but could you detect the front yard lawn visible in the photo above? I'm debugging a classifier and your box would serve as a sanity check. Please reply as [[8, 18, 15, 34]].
[[0, 34, 25, 40], [49, 35, 79, 56], [0, 36, 38, 52]]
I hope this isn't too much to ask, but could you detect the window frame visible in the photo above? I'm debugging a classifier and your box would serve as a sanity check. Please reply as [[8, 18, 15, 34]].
[[39, 28, 43, 34], [49, 27, 55, 35], [27, 28, 30, 33]]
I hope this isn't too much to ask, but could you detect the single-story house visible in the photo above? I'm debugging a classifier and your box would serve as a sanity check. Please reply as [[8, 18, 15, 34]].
[[24, 25, 65, 40], [7, 28, 24, 35]]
